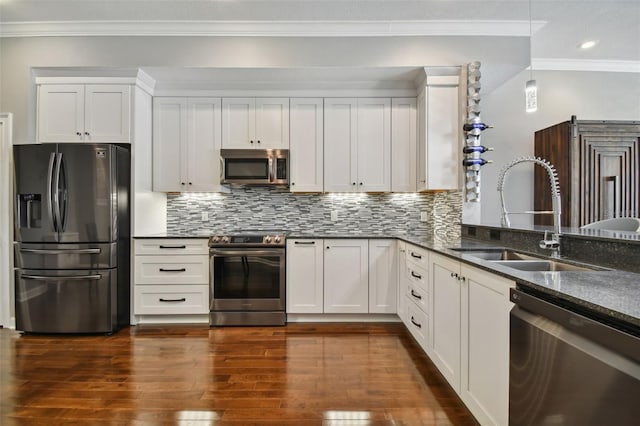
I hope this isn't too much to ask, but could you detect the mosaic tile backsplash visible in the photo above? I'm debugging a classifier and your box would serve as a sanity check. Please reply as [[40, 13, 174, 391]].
[[167, 186, 462, 239]]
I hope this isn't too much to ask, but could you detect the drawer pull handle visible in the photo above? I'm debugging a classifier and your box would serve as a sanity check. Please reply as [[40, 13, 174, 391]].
[[159, 245, 187, 249], [410, 290, 422, 300], [410, 271, 422, 279], [410, 252, 422, 259], [294, 241, 316, 245], [410, 317, 422, 328], [159, 268, 187, 272], [159, 298, 187, 303]]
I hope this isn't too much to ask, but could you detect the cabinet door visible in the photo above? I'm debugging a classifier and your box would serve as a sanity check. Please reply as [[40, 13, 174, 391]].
[[430, 252, 461, 392], [369, 239, 397, 313], [460, 264, 514, 426], [37, 85, 85, 143], [222, 98, 255, 148], [323, 239, 368, 313], [290, 98, 324, 192], [153, 97, 188, 192], [396, 241, 407, 321], [391, 98, 417, 192], [84, 85, 130, 143], [417, 77, 461, 191], [357, 98, 391, 192], [187, 98, 222, 191], [255, 98, 289, 149], [324, 98, 358, 192], [286, 239, 324, 313]]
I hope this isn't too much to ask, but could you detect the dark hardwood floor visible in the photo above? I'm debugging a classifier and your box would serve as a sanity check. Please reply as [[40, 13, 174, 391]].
[[0, 323, 477, 425]]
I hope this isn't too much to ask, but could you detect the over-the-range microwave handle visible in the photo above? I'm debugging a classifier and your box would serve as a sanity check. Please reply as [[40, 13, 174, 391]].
[[268, 157, 274, 183], [220, 157, 225, 183]]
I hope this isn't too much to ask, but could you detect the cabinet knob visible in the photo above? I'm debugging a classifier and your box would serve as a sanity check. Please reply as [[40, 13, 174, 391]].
[[84, 131, 90, 136], [76, 132, 82, 136], [188, 182, 192, 185], [359, 182, 363, 186], [181, 182, 185, 186], [257, 140, 261, 144], [250, 140, 254, 144], [326, 246, 330, 250], [352, 182, 356, 186], [291, 182, 295, 186]]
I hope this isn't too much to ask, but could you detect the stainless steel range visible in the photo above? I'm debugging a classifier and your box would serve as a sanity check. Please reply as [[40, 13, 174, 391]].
[[209, 232, 286, 326]]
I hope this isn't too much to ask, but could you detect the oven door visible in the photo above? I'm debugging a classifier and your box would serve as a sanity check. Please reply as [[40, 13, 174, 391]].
[[210, 248, 285, 311]]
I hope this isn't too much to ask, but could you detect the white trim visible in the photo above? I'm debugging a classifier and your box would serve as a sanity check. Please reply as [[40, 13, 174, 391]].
[[0, 113, 15, 329], [0, 19, 546, 38], [532, 58, 640, 73], [135, 69, 157, 96], [286, 314, 401, 323], [34, 76, 138, 85]]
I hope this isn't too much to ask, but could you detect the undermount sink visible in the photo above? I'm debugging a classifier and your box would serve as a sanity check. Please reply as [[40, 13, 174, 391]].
[[489, 260, 597, 272], [449, 247, 602, 272]]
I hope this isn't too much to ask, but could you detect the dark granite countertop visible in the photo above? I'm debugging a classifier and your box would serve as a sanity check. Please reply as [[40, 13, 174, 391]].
[[135, 230, 640, 332]]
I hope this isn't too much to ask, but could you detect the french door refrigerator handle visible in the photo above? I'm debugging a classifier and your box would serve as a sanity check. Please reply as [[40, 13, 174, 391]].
[[47, 152, 58, 232], [22, 274, 102, 281], [59, 152, 68, 231], [53, 152, 64, 233]]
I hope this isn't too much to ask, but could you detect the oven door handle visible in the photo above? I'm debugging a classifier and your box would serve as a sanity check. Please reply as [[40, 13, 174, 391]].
[[210, 249, 284, 257]]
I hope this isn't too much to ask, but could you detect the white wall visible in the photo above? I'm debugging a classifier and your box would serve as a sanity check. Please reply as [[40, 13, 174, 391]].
[[0, 113, 14, 328], [478, 69, 640, 226]]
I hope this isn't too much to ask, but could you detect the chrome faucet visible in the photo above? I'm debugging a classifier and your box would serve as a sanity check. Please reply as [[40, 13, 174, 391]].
[[497, 156, 562, 258]]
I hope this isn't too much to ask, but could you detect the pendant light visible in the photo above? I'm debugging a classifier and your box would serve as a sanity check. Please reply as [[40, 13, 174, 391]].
[[525, 0, 537, 112]]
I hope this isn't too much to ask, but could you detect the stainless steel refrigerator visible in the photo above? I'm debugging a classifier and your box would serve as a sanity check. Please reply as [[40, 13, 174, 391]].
[[13, 143, 130, 333]]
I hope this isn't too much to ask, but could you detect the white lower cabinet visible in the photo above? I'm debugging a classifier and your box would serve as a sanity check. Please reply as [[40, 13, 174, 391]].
[[460, 264, 514, 426], [286, 239, 324, 313], [133, 239, 210, 319], [287, 238, 397, 316], [396, 241, 407, 322], [368, 239, 397, 314], [423, 251, 514, 426], [323, 239, 369, 314], [430, 252, 462, 391]]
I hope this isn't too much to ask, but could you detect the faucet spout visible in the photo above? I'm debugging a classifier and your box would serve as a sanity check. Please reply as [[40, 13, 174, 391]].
[[497, 156, 563, 256]]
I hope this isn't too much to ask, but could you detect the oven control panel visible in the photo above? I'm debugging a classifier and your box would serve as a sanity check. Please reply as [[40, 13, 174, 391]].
[[209, 234, 286, 247]]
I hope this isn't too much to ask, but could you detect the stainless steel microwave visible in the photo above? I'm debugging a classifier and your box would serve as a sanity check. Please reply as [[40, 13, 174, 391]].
[[220, 149, 288, 185]]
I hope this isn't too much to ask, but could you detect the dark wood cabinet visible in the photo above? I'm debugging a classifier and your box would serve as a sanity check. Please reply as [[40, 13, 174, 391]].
[[534, 116, 640, 228]]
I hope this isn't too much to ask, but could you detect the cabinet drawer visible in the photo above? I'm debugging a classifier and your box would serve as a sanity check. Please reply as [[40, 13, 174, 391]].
[[406, 281, 429, 315], [406, 298, 429, 350], [134, 255, 208, 285], [134, 285, 209, 315], [134, 239, 208, 255], [406, 263, 428, 294], [406, 244, 429, 270]]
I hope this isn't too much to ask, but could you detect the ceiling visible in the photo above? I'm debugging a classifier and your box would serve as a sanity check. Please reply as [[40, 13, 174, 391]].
[[1, 0, 638, 65]]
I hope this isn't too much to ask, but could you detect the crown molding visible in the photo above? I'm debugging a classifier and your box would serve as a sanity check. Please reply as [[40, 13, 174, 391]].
[[533, 58, 640, 73], [0, 19, 546, 38]]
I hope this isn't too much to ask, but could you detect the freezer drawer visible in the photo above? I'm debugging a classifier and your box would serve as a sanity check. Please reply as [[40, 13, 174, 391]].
[[15, 268, 117, 333], [15, 242, 117, 270]]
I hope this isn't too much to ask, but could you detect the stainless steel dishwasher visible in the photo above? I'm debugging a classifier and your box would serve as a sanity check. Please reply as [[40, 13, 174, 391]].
[[509, 288, 640, 425]]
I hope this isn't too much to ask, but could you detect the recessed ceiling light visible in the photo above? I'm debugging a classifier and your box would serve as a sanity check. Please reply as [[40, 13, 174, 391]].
[[578, 40, 598, 50]]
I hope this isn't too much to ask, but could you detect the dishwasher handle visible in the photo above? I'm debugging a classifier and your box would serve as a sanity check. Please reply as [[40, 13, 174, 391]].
[[510, 288, 640, 364]]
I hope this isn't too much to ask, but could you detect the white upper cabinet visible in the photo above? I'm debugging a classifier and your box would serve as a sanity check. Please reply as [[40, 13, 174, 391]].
[[153, 97, 224, 192], [391, 98, 417, 192], [324, 98, 391, 192], [222, 97, 289, 149], [289, 98, 324, 192], [417, 76, 461, 191], [357, 98, 391, 192], [38, 84, 131, 143]]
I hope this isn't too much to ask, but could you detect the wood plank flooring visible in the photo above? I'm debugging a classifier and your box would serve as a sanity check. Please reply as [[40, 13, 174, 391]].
[[0, 323, 478, 425]]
